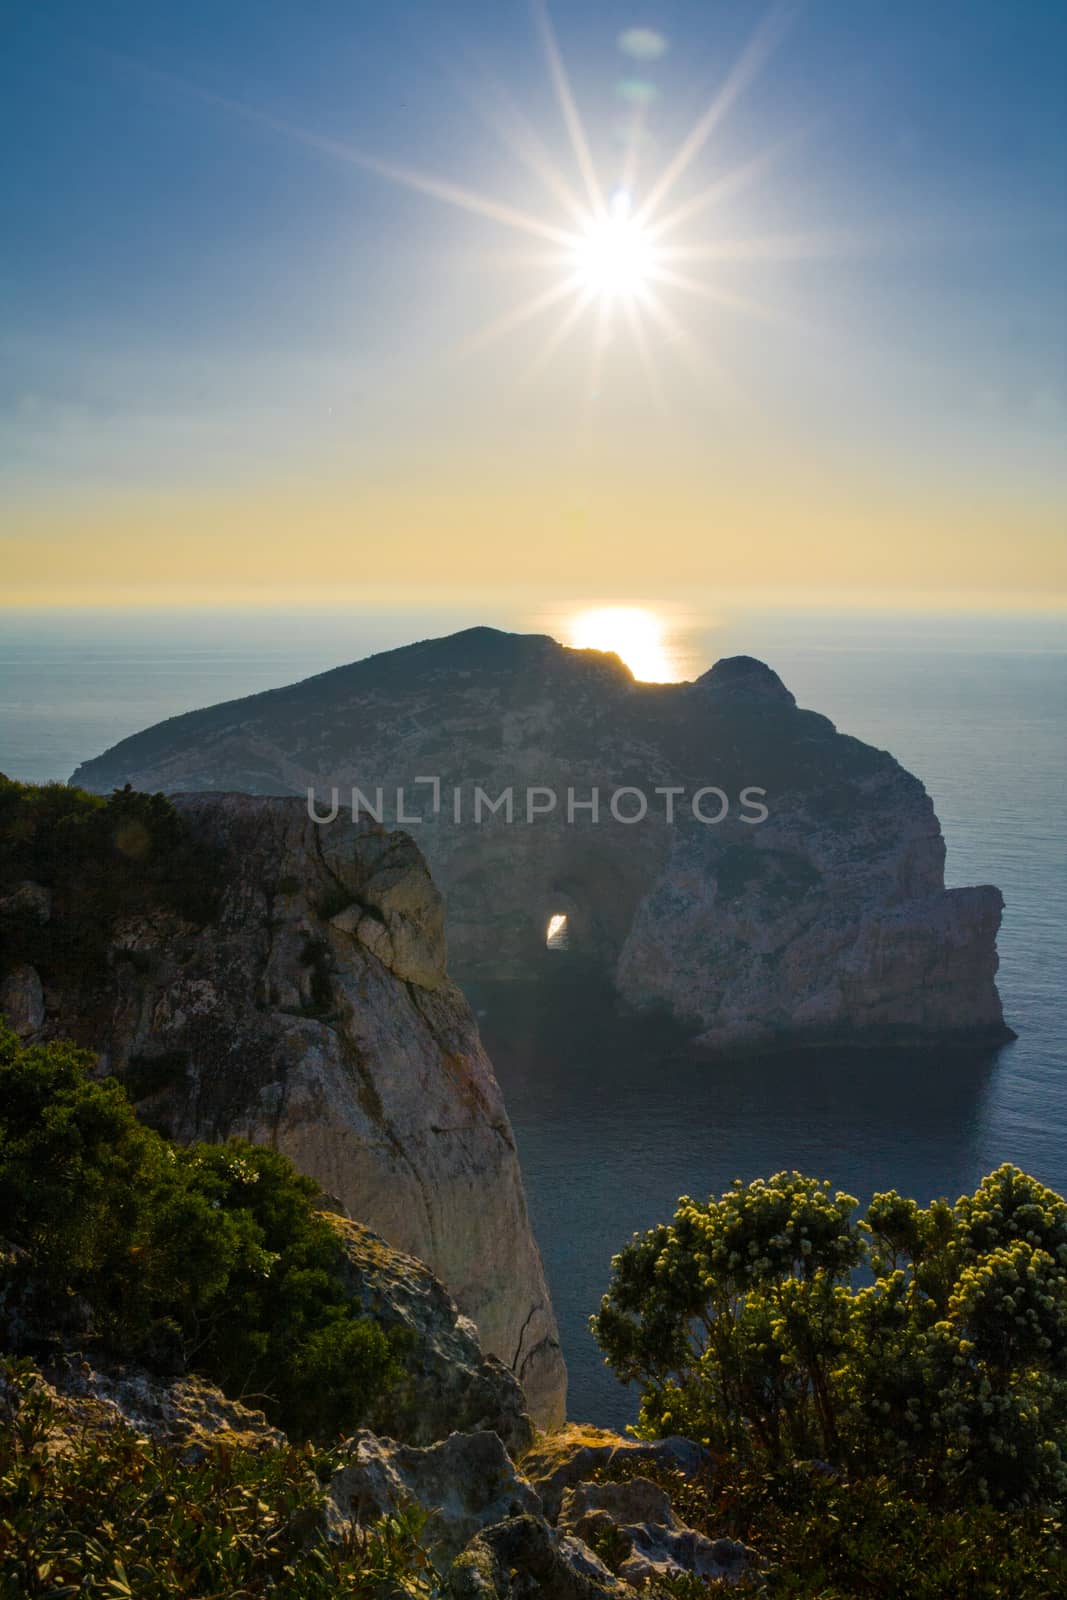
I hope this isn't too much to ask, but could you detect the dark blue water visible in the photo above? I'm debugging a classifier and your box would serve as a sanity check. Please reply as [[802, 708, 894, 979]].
[[1, 610, 1065, 1426]]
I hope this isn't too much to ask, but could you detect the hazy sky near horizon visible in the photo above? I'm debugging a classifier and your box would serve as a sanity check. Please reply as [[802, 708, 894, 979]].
[[3, 0, 1065, 611]]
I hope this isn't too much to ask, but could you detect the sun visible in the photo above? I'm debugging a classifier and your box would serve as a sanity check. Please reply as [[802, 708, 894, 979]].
[[572, 190, 657, 300], [568, 606, 675, 682], [427, 2, 803, 398], [203, 4, 807, 402]]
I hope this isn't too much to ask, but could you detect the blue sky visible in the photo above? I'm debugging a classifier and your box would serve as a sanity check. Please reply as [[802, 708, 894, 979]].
[[2, 1, 1065, 609]]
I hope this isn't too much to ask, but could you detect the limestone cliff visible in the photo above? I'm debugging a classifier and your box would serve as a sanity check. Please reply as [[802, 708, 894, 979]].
[[0, 793, 565, 1428], [70, 628, 1010, 1051]]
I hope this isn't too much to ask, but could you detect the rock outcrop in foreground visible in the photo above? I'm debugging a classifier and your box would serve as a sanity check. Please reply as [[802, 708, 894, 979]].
[[6, 1210, 740, 1595], [71, 627, 1010, 1050], [1, 794, 564, 1428], [13, 1356, 744, 1596], [327, 1216, 533, 1455]]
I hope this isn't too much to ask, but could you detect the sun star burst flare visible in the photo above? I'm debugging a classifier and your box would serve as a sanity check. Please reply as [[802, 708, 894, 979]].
[[571, 189, 659, 299], [280, 1, 810, 407], [440, 2, 801, 400], [121, 3, 820, 409]]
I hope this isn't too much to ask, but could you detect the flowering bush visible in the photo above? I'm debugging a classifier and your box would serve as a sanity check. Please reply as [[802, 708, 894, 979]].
[[592, 1166, 1067, 1508]]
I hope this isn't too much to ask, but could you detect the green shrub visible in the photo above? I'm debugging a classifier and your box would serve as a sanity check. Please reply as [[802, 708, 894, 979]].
[[0, 1026, 402, 1439], [593, 1453, 1067, 1599], [592, 1167, 1067, 1510]]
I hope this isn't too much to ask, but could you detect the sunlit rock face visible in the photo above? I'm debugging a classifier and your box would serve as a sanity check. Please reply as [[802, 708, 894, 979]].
[[71, 627, 1011, 1051], [8, 794, 565, 1429]]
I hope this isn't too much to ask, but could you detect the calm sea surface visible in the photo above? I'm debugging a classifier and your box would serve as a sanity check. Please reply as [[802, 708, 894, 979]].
[[2, 609, 1065, 1426]]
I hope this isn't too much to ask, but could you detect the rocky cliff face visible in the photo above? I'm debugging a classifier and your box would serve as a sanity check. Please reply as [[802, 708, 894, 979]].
[[0, 794, 565, 1428], [70, 628, 1010, 1051]]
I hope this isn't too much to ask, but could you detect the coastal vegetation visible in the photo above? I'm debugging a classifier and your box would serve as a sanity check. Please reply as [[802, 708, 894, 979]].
[[0, 1364, 438, 1600], [3, 1025, 1064, 1596], [583, 1451, 1066, 1599], [0, 779, 219, 987], [0, 1025, 403, 1439], [591, 1166, 1067, 1593]]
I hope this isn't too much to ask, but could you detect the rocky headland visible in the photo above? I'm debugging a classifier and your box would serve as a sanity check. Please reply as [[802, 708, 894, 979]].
[[70, 627, 1011, 1051]]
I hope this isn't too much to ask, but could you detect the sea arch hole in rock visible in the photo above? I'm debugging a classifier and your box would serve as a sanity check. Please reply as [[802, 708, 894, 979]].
[[538, 887, 584, 958]]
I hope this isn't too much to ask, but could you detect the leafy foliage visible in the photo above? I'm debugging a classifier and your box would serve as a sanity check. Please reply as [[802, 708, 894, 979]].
[[0, 1026, 402, 1439], [592, 1167, 1067, 1509], [0, 1357, 442, 1600], [593, 1453, 1067, 1600], [0, 779, 221, 987]]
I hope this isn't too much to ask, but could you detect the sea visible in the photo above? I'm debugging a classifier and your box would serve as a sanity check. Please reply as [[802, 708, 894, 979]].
[[2, 606, 1065, 1427]]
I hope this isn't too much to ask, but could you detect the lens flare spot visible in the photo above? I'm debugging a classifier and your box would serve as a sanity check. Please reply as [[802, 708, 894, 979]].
[[618, 28, 669, 62], [616, 77, 660, 105]]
